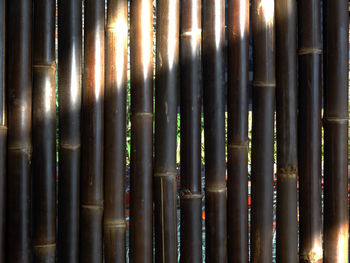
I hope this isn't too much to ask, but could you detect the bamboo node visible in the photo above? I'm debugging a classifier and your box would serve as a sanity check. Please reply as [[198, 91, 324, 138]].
[[60, 143, 81, 150], [81, 204, 103, 210], [0, 125, 7, 130], [252, 81, 276, 87], [278, 165, 297, 179], [323, 117, 348, 124], [205, 187, 226, 193], [33, 243, 56, 248], [154, 172, 177, 177], [104, 220, 127, 229], [131, 112, 153, 118], [298, 48, 322, 55], [180, 190, 201, 199], [33, 61, 57, 71], [228, 140, 248, 149]]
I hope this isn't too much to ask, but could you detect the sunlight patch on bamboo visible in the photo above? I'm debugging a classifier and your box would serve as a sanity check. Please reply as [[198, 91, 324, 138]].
[[258, 0, 274, 25], [141, 0, 151, 80]]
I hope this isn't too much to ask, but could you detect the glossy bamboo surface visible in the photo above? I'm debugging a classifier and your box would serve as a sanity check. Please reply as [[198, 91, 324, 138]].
[[251, 0, 275, 262], [0, 0, 5, 261], [202, 0, 226, 261], [104, 0, 128, 262], [227, 0, 249, 261], [80, 0, 105, 262], [180, 0, 202, 261], [129, 0, 154, 260], [154, 0, 179, 261], [6, 0, 32, 262], [32, 0, 56, 261], [323, 0, 349, 262], [57, 0, 82, 262], [275, 0, 298, 262], [298, 0, 323, 261]]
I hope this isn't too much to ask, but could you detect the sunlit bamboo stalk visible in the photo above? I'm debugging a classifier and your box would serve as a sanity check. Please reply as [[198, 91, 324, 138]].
[[104, 0, 128, 262], [251, 0, 275, 262], [154, 0, 179, 261], [6, 0, 32, 262], [297, 0, 323, 261], [57, 0, 82, 262], [179, 0, 202, 261], [227, 0, 249, 261], [32, 0, 56, 262], [275, 0, 298, 262], [80, 0, 105, 262], [129, 0, 154, 260], [202, 0, 226, 261], [0, 0, 5, 261], [323, 0, 349, 262]]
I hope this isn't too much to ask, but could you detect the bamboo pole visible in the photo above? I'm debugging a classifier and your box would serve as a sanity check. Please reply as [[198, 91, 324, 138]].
[[129, 0, 153, 260], [297, 0, 322, 261], [323, 0, 349, 262], [104, 0, 127, 262], [275, 0, 298, 262], [6, 0, 32, 262], [227, 0, 249, 261], [32, 0, 56, 262], [202, 0, 226, 261], [179, 0, 202, 261], [80, 0, 105, 262], [251, 0, 275, 262], [57, 0, 82, 262], [154, 0, 179, 261], [0, 0, 5, 261]]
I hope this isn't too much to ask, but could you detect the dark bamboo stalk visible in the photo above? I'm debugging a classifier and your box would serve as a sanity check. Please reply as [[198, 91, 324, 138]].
[[323, 0, 349, 262], [6, 0, 32, 262], [154, 0, 179, 261], [32, 0, 56, 262], [202, 0, 226, 261], [80, 0, 105, 262], [275, 0, 298, 262], [57, 0, 82, 262], [179, 0, 202, 261], [297, 0, 322, 261], [251, 0, 275, 262], [129, 0, 153, 260], [0, 0, 5, 261], [227, 0, 249, 261], [104, 0, 127, 262]]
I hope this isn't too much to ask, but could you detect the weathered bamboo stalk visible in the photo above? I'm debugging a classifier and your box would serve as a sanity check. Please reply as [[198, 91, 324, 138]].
[[323, 0, 349, 262], [32, 0, 56, 262], [104, 0, 128, 262], [57, 0, 82, 262], [275, 0, 298, 262], [179, 0, 202, 261], [227, 0, 249, 261], [0, 0, 5, 261], [6, 0, 32, 262], [202, 0, 226, 261], [80, 0, 105, 262], [251, 0, 275, 262], [154, 0, 179, 261], [297, 0, 322, 261], [129, 0, 153, 260]]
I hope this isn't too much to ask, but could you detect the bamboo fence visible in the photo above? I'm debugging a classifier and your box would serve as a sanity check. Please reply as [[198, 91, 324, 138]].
[[0, 1, 348, 262]]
